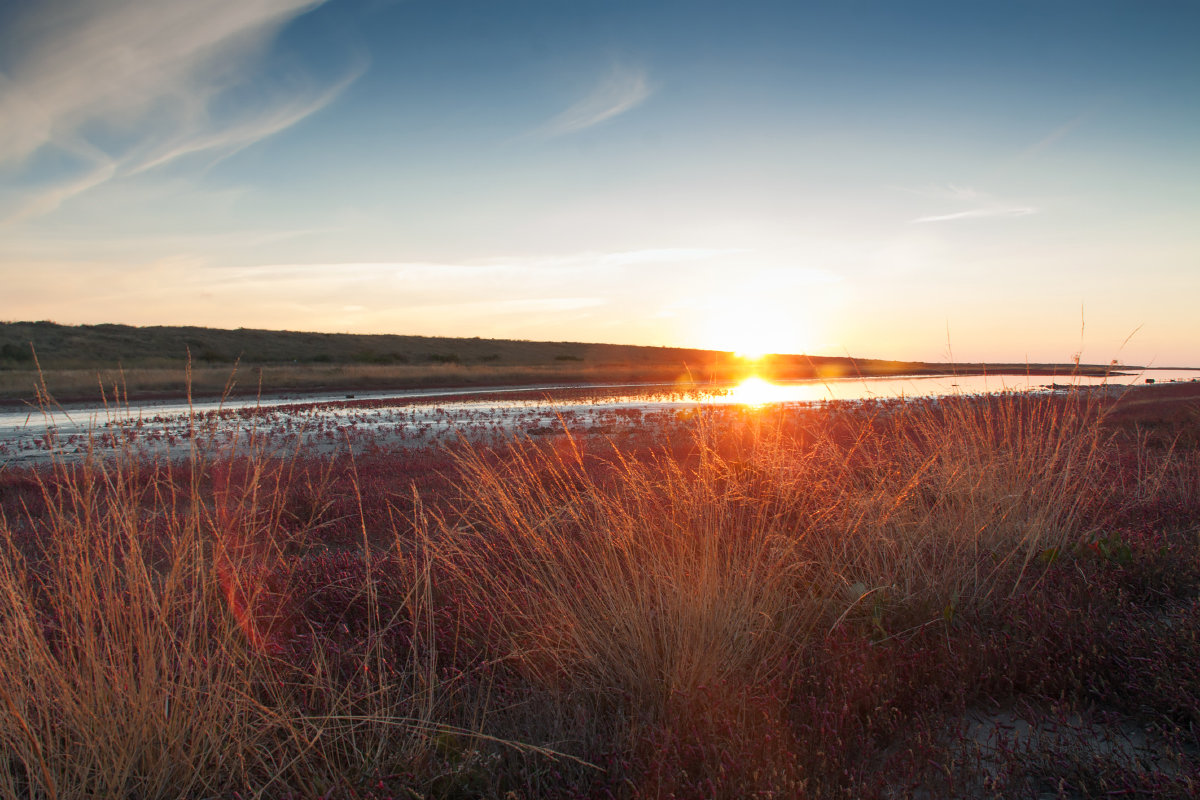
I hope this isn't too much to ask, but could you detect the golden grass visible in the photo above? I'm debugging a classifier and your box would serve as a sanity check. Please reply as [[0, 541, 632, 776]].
[[437, 427, 812, 710], [0, 388, 1132, 795], [433, 392, 1110, 725], [0, 445, 450, 799], [808, 393, 1108, 609]]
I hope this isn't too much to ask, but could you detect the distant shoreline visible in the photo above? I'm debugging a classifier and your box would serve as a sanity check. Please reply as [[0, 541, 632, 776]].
[[0, 320, 1166, 407], [0, 362, 1141, 409]]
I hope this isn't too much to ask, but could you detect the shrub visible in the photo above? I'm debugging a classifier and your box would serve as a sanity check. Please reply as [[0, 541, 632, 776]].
[[0, 342, 32, 363]]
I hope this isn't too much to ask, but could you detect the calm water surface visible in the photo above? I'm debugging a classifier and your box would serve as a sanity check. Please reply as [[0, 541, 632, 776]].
[[3, 368, 1198, 465]]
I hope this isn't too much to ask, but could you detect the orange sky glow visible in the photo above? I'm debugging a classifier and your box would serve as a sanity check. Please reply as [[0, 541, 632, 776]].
[[1, 1, 1197, 366]]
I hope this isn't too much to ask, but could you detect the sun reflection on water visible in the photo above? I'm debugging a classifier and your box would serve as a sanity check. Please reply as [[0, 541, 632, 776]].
[[726, 375, 786, 408]]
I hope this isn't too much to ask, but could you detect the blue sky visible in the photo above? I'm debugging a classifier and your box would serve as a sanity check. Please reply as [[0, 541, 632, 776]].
[[1, 0, 1197, 364]]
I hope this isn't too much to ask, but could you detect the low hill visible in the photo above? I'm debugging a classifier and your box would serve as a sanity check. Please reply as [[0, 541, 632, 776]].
[[0, 320, 925, 373], [0, 321, 1126, 404]]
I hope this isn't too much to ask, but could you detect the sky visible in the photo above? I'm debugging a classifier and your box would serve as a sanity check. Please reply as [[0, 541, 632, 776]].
[[1, 0, 1198, 365]]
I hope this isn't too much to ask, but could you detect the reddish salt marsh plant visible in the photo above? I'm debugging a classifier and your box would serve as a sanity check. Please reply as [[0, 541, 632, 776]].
[[438, 393, 1108, 695], [419, 391, 1130, 794], [0, 439, 477, 800], [436, 423, 816, 710], [0, 385, 1196, 798], [812, 392, 1113, 618], [888, 527, 1200, 798]]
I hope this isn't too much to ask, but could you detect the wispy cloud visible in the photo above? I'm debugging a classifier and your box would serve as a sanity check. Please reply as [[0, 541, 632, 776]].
[[534, 62, 652, 138], [912, 206, 1037, 224], [431, 297, 606, 315], [898, 184, 987, 202], [1017, 116, 1086, 161], [897, 184, 1039, 224], [595, 247, 742, 266], [217, 247, 743, 283], [485, 247, 743, 271], [127, 68, 362, 175], [0, 0, 354, 220], [1013, 101, 1110, 162], [1, 159, 117, 224]]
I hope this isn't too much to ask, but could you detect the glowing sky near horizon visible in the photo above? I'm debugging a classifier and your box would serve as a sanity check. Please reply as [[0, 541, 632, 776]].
[[1, 0, 1197, 365]]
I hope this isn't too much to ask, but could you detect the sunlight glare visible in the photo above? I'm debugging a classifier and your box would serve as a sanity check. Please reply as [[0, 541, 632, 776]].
[[700, 291, 817, 362], [728, 375, 784, 407]]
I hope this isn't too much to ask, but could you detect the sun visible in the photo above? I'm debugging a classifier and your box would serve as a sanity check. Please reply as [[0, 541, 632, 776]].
[[724, 319, 780, 361], [704, 301, 810, 362]]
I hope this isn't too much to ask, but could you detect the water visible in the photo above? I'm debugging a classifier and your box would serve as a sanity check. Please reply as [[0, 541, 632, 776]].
[[713, 369, 1200, 405], [3, 368, 1197, 466]]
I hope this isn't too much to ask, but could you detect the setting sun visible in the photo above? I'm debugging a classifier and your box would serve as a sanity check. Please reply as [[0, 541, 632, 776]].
[[700, 295, 816, 363]]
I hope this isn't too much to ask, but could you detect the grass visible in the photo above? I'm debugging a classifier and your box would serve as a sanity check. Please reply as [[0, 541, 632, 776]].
[[0, 447, 452, 798], [0, 384, 1197, 797]]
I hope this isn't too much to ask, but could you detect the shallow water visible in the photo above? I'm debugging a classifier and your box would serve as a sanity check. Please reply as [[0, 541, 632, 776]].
[[711, 369, 1200, 405], [3, 368, 1197, 466]]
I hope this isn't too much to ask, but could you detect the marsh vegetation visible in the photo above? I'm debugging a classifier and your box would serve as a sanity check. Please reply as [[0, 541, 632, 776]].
[[0, 384, 1197, 798]]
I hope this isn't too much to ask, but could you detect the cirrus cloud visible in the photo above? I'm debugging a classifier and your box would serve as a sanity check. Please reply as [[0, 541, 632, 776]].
[[912, 206, 1037, 223], [533, 61, 652, 138], [0, 0, 355, 221]]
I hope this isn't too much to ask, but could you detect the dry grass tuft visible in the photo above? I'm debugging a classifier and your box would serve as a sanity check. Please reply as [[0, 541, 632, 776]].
[[0, 440, 449, 799], [434, 392, 1110, 725]]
